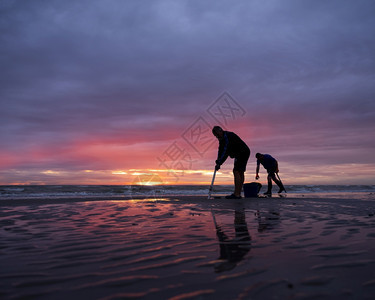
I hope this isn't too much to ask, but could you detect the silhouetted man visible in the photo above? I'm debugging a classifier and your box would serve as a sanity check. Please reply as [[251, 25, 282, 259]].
[[212, 126, 250, 199], [255, 153, 286, 196]]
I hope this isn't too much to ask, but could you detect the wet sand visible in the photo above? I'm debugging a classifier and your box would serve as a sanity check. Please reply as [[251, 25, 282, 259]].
[[1, 196, 375, 299]]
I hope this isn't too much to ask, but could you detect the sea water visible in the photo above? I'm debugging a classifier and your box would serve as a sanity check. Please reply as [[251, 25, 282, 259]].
[[1, 185, 375, 201]]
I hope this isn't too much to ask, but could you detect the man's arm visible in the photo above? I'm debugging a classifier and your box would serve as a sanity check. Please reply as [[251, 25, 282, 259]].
[[215, 133, 229, 169], [255, 161, 260, 179]]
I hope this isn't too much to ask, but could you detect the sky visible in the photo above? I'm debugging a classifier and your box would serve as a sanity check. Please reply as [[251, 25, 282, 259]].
[[1, 0, 375, 186]]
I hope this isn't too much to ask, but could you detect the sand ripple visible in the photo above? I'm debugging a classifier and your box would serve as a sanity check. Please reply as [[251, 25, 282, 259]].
[[1, 197, 375, 299]]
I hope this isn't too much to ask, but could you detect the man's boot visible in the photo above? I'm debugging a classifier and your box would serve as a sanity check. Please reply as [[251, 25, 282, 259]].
[[264, 181, 272, 196], [277, 182, 286, 193]]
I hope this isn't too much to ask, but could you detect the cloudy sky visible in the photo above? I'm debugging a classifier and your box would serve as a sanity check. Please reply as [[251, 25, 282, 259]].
[[1, 0, 375, 185]]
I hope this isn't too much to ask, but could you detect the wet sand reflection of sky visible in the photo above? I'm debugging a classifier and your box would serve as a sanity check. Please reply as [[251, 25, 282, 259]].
[[1, 197, 375, 299]]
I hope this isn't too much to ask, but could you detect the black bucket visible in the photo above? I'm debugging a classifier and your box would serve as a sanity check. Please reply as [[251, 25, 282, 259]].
[[243, 182, 262, 198]]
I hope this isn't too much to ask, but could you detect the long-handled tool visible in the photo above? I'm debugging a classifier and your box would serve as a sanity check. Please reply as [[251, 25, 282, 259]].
[[276, 172, 287, 193], [208, 169, 217, 199], [210, 207, 218, 229]]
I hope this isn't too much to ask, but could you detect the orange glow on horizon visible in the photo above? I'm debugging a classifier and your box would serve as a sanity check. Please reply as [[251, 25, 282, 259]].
[[1, 134, 375, 185]]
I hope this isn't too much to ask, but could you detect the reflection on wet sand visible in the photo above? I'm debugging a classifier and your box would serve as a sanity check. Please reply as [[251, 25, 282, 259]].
[[256, 208, 281, 232], [1, 197, 375, 299], [213, 207, 252, 272], [212, 204, 282, 272]]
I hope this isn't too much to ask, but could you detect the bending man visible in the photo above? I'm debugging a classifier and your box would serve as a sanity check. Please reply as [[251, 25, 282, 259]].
[[212, 126, 250, 199], [255, 153, 286, 196]]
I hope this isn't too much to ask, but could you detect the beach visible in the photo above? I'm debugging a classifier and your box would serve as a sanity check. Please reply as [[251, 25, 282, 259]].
[[1, 191, 375, 299]]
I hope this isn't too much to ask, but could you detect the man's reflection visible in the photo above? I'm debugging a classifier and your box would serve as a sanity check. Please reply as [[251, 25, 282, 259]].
[[213, 207, 251, 272]]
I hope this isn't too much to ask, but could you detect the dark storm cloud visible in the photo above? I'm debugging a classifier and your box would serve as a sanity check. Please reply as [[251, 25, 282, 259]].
[[1, 0, 375, 180]]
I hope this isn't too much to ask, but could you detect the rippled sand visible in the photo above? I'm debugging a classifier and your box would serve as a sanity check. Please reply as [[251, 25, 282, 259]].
[[1, 196, 375, 299]]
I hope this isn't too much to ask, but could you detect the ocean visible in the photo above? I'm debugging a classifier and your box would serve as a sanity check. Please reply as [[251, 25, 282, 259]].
[[1, 184, 375, 201]]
